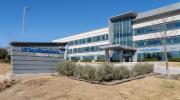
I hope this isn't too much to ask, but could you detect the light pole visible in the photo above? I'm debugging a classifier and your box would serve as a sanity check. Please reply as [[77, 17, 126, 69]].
[[23, 7, 31, 42]]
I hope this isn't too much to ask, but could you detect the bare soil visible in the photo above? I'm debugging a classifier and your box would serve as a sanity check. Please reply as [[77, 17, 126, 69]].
[[0, 75, 180, 100], [0, 63, 11, 75], [158, 62, 180, 68]]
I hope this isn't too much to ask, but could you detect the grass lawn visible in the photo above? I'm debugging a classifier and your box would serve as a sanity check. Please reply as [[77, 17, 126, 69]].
[[0, 63, 11, 75], [158, 62, 180, 68], [0, 75, 180, 100]]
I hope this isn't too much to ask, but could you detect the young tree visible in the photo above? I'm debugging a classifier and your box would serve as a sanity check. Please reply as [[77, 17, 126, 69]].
[[148, 3, 179, 77], [0, 48, 8, 60]]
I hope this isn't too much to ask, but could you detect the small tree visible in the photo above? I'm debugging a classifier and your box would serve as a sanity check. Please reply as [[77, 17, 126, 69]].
[[149, 3, 179, 77], [0, 48, 8, 60]]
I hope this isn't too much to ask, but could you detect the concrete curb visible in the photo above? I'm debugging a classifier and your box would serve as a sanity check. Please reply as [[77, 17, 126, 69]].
[[6, 73, 59, 81]]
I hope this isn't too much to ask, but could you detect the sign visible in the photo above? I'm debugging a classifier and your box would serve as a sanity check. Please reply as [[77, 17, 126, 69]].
[[21, 47, 59, 54], [140, 48, 159, 52]]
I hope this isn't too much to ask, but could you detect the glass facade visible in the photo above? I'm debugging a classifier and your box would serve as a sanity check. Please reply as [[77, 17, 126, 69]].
[[68, 34, 108, 46], [112, 18, 132, 46], [111, 50, 120, 62], [134, 35, 180, 48], [71, 56, 80, 61], [134, 20, 180, 36], [83, 56, 94, 60], [137, 51, 180, 61], [68, 49, 72, 54], [97, 55, 106, 60], [68, 44, 108, 54]]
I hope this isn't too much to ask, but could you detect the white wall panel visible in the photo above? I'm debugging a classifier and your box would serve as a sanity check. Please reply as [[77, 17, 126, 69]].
[[52, 27, 109, 42], [68, 51, 105, 57], [133, 13, 180, 28], [133, 29, 180, 41]]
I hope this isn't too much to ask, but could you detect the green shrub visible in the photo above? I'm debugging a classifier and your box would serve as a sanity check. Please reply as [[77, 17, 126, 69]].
[[95, 63, 113, 82], [71, 60, 78, 62], [80, 60, 92, 62], [81, 65, 96, 81], [2, 59, 11, 62], [112, 65, 130, 80], [130, 63, 154, 77], [142, 58, 157, 62], [95, 60, 105, 62], [55, 60, 76, 76], [168, 58, 180, 62], [73, 64, 83, 79]]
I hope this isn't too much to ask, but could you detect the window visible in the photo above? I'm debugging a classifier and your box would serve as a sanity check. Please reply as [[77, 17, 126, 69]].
[[73, 48, 77, 53], [78, 47, 84, 53], [83, 56, 94, 60], [71, 57, 80, 61], [87, 37, 92, 43], [93, 36, 101, 42], [74, 40, 78, 45], [79, 38, 86, 44], [68, 49, 72, 54], [68, 41, 74, 46], [102, 34, 108, 41], [97, 55, 106, 60], [85, 47, 90, 52], [91, 46, 98, 52]]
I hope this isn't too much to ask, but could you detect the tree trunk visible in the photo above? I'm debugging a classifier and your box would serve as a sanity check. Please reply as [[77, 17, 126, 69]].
[[163, 45, 169, 77]]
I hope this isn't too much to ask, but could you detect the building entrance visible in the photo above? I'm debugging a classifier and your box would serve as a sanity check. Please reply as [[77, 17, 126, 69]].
[[123, 50, 133, 62]]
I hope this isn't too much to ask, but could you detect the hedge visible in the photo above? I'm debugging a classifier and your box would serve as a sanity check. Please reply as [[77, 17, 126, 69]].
[[80, 60, 92, 62], [55, 60, 154, 82], [142, 58, 157, 62], [71, 60, 78, 62], [168, 58, 180, 62], [2, 59, 11, 62], [95, 60, 105, 62]]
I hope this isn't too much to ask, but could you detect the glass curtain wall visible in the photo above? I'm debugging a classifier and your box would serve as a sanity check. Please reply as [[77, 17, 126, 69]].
[[112, 17, 132, 46]]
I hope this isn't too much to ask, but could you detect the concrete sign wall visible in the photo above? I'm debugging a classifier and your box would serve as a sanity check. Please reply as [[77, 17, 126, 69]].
[[10, 42, 67, 74]]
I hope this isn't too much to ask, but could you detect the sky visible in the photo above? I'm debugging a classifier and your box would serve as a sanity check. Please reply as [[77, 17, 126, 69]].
[[0, 0, 180, 47]]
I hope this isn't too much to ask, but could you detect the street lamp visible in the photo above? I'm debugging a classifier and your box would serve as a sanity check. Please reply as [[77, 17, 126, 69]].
[[23, 7, 31, 42]]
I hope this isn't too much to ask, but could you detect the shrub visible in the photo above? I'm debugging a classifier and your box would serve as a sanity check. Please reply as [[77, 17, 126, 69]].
[[95, 63, 113, 82], [95, 60, 105, 62], [71, 60, 78, 62], [73, 64, 83, 79], [81, 60, 92, 62], [81, 65, 96, 81], [112, 65, 130, 80], [130, 63, 154, 77], [168, 58, 180, 62], [2, 59, 11, 62], [142, 58, 157, 62], [55, 60, 76, 76]]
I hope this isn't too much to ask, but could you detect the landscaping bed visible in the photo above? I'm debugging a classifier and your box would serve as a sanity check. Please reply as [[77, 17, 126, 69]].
[[55, 60, 155, 85]]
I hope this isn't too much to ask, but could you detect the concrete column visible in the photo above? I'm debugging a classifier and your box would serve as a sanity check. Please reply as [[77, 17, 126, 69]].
[[119, 49, 123, 62], [105, 49, 109, 62], [133, 50, 137, 62], [94, 55, 97, 60]]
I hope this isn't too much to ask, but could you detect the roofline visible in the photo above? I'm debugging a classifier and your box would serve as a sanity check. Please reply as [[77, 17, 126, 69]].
[[9, 42, 67, 46], [109, 11, 137, 21]]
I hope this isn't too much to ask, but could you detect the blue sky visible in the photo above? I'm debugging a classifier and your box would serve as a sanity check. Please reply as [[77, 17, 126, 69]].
[[0, 0, 179, 47]]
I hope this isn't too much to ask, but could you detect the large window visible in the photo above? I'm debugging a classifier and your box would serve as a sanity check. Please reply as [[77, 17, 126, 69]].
[[102, 34, 108, 41], [68, 49, 72, 54], [97, 55, 106, 60], [93, 36, 101, 42], [73, 48, 77, 53], [87, 37, 92, 43], [134, 19, 180, 36], [91, 46, 98, 52], [83, 56, 94, 60], [79, 38, 86, 44], [74, 40, 78, 45], [85, 47, 90, 52], [68, 41, 74, 46], [78, 47, 84, 53], [134, 35, 180, 48], [71, 56, 80, 61]]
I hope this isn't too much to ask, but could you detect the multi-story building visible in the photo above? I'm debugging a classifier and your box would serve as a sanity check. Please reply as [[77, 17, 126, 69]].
[[53, 2, 180, 62]]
